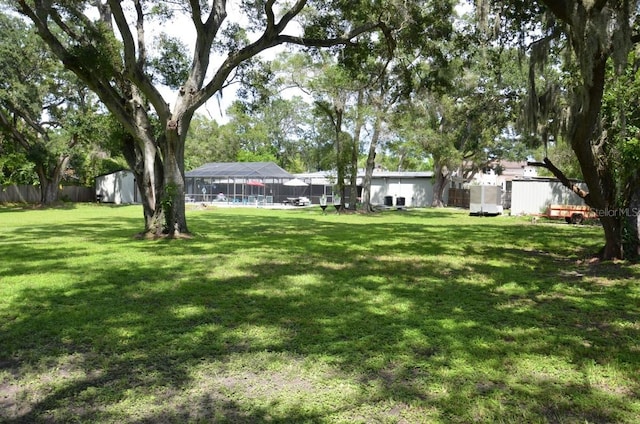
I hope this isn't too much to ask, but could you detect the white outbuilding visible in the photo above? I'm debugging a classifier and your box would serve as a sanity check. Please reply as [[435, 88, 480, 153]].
[[95, 170, 140, 204], [510, 177, 588, 215], [295, 170, 441, 207]]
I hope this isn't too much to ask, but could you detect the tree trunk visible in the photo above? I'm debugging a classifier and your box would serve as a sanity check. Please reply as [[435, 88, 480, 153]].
[[161, 122, 189, 236], [566, 55, 623, 260], [347, 90, 364, 211], [334, 105, 347, 212], [36, 153, 70, 205], [600, 215, 624, 260], [348, 145, 358, 210], [361, 115, 382, 212], [122, 133, 165, 237], [431, 163, 448, 208], [625, 182, 640, 258], [41, 181, 59, 205]]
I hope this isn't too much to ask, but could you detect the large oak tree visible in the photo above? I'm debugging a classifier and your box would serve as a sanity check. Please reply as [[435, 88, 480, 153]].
[[529, 0, 640, 259], [480, 0, 640, 259], [12, 0, 398, 237]]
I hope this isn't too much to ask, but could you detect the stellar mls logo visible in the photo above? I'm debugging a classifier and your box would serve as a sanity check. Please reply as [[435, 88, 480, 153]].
[[590, 207, 640, 217]]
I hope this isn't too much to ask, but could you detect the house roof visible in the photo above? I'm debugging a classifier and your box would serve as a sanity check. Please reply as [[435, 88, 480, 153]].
[[497, 161, 533, 177], [369, 170, 434, 178], [294, 170, 434, 186], [296, 170, 434, 179], [94, 169, 132, 179], [185, 162, 294, 179], [512, 176, 584, 183]]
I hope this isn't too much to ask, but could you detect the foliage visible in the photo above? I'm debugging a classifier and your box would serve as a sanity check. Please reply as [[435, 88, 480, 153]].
[[13, 0, 408, 234], [533, 138, 583, 180], [184, 114, 237, 169], [225, 94, 312, 171], [0, 148, 38, 185], [304, 106, 336, 172], [477, 0, 640, 259], [0, 12, 106, 200], [0, 205, 638, 422], [150, 34, 190, 89], [391, 40, 530, 180], [602, 52, 640, 184]]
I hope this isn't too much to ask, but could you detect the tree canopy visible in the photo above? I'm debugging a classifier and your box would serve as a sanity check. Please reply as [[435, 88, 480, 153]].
[[0, 11, 106, 203], [11, 0, 410, 236], [477, 0, 640, 259]]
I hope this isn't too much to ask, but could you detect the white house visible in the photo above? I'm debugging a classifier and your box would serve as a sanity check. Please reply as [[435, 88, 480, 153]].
[[461, 161, 538, 189], [95, 170, 140, 204], [295, 169, 440, 207]]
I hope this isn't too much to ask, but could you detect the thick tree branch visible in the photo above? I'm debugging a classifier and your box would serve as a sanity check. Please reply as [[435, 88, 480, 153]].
[[17, 1, 133, 126], [592, 0, 609, 12], [189, 0, 203, 26], [539, 0, 572, 23], [49, 8, 84, 43], [204, 0, 227, 28], [528, 157, 591, 204], [105, 0, 168, 122], [106, 0, 136, 69], [134, 0, 146, 69], [0, 109, 34, 150], [182, 0, 226, 109], [195, 20, 384, 109], [265, 0, 277, 30], [274, 0, 306, 34], [1, 97, 50, 137], [278, 21, 383, 47]]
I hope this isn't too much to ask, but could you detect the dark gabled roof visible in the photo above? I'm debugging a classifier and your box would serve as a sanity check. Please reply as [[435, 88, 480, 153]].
[[185, 162, 294, 179]]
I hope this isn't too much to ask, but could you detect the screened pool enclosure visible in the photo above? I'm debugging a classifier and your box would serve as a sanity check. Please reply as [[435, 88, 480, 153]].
[[184, 162, 332, 205]]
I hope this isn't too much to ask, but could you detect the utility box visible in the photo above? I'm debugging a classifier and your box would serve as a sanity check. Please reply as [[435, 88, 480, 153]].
[[469, 185, 503, 216]]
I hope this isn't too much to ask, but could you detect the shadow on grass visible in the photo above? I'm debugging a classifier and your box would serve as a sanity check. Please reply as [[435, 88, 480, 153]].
[[1, 208, 639, 423]]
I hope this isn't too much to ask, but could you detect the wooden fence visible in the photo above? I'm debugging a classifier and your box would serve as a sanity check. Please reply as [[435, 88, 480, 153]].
[[447, 188, 470, 208], [0, 184, 94, 203]]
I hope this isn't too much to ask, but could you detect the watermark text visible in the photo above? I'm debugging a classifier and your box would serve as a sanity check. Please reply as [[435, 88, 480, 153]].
[[590, 207, 640, 218]]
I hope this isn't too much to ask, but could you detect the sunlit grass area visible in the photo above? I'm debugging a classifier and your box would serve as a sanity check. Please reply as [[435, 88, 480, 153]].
[[1, 204, 639, 423]]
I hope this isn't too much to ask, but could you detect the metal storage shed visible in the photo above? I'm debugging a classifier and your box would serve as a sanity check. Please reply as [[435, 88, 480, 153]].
[[184, 162, 297, 205], [511, 177, 588, 215], [95, 170, 140, 204]]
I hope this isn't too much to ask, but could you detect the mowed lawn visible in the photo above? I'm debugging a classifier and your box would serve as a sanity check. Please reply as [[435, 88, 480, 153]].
[[0, 204, 638, 423]]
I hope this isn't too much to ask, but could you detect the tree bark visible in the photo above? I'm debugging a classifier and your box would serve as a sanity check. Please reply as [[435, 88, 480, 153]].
[[530, 156, 624, 260], [431, 163, 449, 208], [361, 115, 382, 212], [337, 108, 348, 211], [348, 90, 365, 211], [161, 119, 189, 236], [16, 0, 393, 233], [121, 133, 164, 236], [625, 181, 640, 258], [567, 56, 623, 259], [39, 176, 59, 205], [36, 153, 70, 205]]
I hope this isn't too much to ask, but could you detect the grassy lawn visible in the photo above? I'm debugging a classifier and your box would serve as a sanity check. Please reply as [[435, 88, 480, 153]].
[[0, 204, 638, 423]]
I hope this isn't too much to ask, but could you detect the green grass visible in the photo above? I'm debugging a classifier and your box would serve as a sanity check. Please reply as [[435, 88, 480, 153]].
[[1, 204, 638, 423]]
